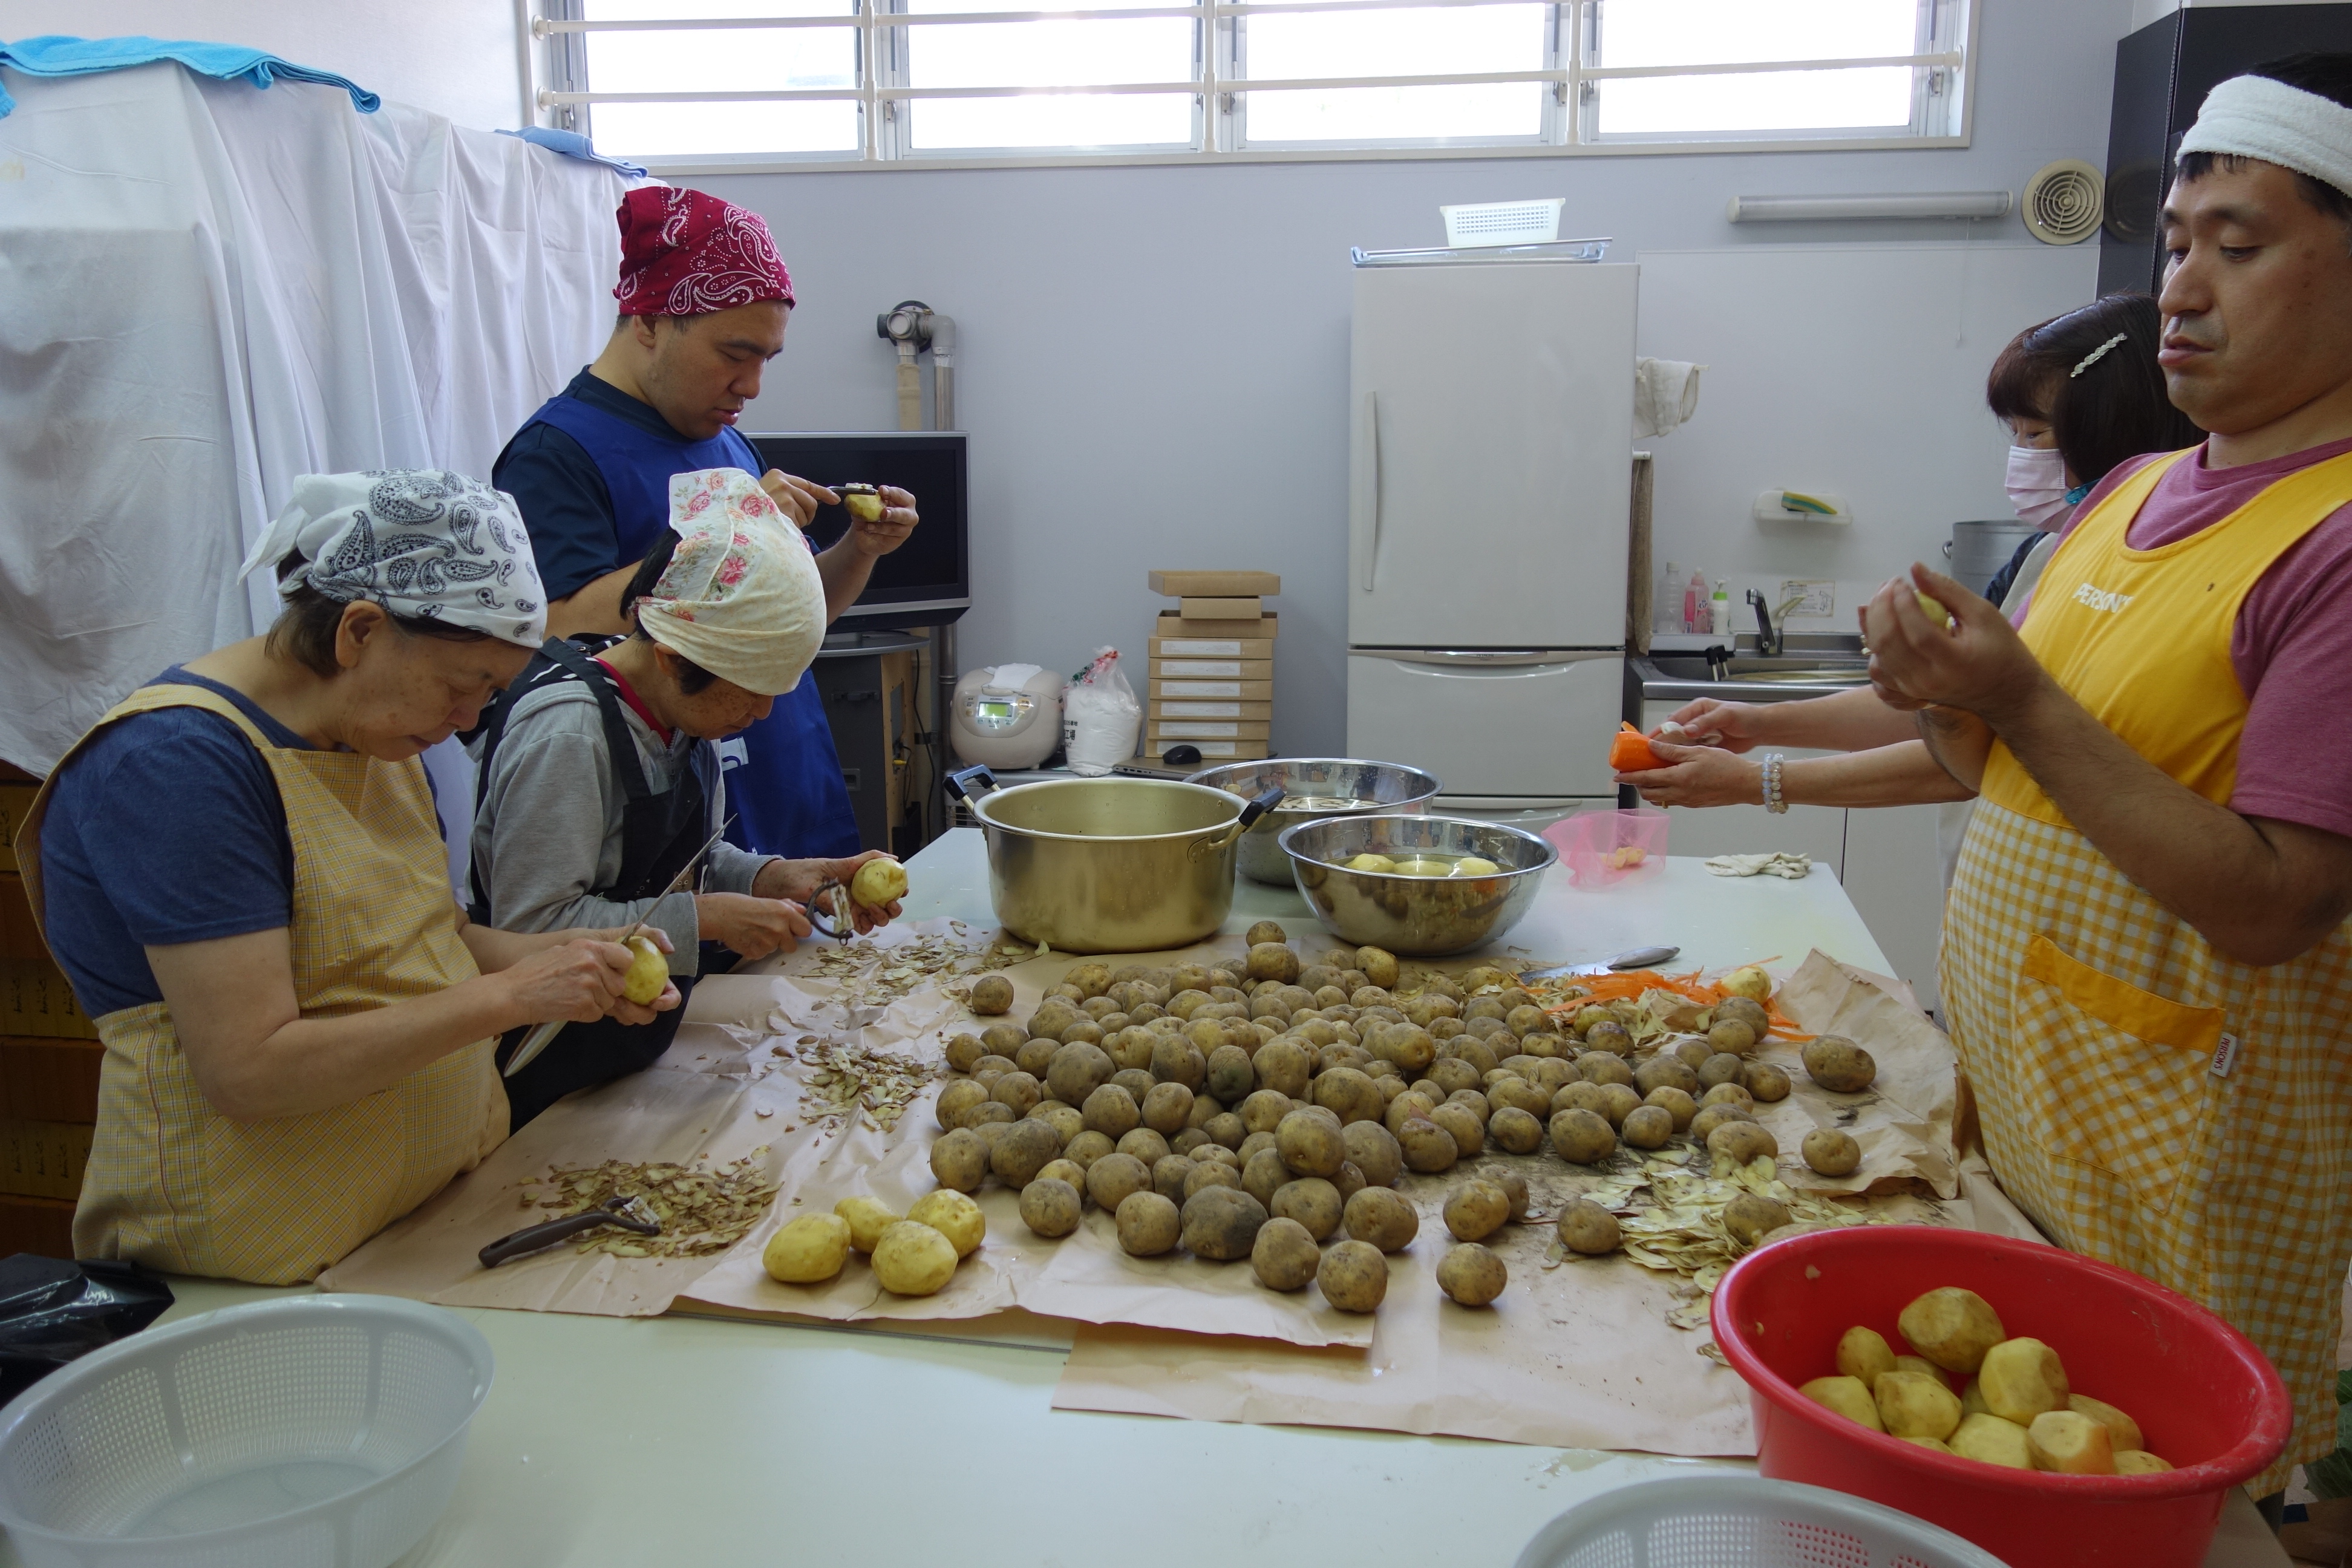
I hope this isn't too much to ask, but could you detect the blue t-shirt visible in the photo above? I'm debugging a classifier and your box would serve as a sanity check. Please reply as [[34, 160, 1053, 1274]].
[[39, 671, 311, 1018]]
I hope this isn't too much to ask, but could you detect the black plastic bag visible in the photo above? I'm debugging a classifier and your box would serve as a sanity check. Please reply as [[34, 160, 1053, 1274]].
[[0, 1255, 172, 1403]]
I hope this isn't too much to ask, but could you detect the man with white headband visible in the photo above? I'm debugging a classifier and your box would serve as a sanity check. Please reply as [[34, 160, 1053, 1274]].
[[14, 470, 682, 1284], [468, 468, 904, 1128], [1865, 52, 2352, 1506]]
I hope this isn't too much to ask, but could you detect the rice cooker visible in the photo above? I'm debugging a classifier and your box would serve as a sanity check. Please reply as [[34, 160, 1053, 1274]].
[[950, 664, 1063, 769]]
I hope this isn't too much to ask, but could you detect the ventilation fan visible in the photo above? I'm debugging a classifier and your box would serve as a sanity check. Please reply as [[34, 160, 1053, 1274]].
[[2022, 160, 2105, 244]]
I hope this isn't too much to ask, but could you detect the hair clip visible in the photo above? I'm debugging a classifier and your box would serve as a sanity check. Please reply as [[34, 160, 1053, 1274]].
[[2070, 333, 2128, 377]]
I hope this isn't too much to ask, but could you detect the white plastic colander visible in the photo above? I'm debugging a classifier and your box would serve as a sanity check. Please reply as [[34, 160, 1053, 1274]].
[[1515, 1476, 2013, 1568], [0, 1294, 492, 1568]]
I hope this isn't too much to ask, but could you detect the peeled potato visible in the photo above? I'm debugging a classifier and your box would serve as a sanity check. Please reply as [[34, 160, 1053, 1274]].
[[871, 1220, 958, 1296], [1978, 1337, 2071, 1425], [1836, 1325, 1896, 1388], [1898, 1287, 2005, 1375], [2114, 1449, 2174, 1475], [1950, 1412, 2035, 1469], [762, 1212, 850, 1284], [1347, 853, 1397, 873], [1722, 965, 1772, 1001], [833, 1196, 901, 1254], [1916, 590, 1955, 629], [851, 857, 907, 908], [906, 1189, 985, 1258], [1903, 1436, 1953, 1454], [619, 933, 669, 1005], [1801, 1374, 1885, 1432], [1876, 1370, 1963, 1441], [843, 485, 886, 523], [1451, 856, 1501, 877], [2069, 1394, 2143, 1455], [2028, 1409, 2115, 1474]]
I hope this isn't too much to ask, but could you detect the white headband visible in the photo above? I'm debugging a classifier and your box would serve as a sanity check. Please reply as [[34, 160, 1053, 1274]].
[[2178, 74, 2352, 202], [636, 469, 825, 697], [239, 471, 546, 648]]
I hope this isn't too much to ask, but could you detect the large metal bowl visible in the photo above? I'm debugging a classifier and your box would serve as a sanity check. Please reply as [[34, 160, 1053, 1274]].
[[956, 772, 1258, 954], [1279, 814, 1556, 957], [1185, 758, 1442, 885]]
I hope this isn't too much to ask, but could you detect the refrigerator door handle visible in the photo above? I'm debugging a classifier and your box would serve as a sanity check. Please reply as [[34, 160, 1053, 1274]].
[[1354, 390, 1381, 592], [1368, 648, 1622, 668]]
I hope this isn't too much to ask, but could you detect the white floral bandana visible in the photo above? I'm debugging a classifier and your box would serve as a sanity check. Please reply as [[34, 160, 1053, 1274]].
[[636, 468, 825, 696], [238, 470, 545, 647]]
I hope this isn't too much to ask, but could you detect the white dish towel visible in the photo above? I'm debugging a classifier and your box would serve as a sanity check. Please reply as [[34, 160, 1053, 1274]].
[[1634, 357, 1705, 439]]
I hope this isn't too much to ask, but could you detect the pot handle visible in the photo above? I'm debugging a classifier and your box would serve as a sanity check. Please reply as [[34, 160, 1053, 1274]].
[[1237, 785, 1285, 831], [945, 765, 998, 803], [1188, 786, 1285, 860]]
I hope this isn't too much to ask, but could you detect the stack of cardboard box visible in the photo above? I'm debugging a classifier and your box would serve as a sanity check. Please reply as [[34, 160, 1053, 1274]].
[[0, 764, 96, 1259], [1145, 570, 1277, 762]]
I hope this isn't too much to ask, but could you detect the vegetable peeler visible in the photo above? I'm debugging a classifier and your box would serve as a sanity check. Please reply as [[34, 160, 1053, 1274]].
[[479, 1194, 660, 1268]]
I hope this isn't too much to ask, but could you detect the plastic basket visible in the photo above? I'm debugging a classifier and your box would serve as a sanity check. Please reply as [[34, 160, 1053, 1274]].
[[1514, 1475, 2010, 1568], [1545, 808, 1668, 887], [1713, 1226, 2293, 1568], [0, 1294, 493, 1568], [1442, 197, 1564, 248]]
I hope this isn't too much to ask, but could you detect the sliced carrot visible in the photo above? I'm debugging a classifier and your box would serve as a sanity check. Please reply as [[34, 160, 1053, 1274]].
[[1610, 721, 1664, 773]]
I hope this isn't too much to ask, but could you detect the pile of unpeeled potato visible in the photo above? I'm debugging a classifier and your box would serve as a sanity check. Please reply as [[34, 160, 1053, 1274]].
[[1802, 1286, 2174, 1475]]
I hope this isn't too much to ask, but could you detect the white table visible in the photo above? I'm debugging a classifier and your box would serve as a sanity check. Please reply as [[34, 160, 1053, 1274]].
[[4, 835, 2288, 1567]]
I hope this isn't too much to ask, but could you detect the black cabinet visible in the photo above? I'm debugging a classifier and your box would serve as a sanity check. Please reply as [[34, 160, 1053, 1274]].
[[2101, 4, 2352, 297]]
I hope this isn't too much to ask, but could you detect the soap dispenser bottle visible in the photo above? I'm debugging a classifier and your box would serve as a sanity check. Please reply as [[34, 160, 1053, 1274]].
[[1710, 578, 1732, 636]]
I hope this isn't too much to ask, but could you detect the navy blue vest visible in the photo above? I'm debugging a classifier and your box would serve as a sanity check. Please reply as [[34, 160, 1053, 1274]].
[[518, 390, 861, 860]]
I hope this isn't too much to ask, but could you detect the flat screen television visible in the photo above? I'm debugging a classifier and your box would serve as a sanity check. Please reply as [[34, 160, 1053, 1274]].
[[745, 431, 968, 626]]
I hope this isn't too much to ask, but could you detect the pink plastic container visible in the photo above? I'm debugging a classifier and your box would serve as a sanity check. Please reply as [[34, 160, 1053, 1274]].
[[1544, 808, 1668, 887], [1712, 1226, 2293, 1568]]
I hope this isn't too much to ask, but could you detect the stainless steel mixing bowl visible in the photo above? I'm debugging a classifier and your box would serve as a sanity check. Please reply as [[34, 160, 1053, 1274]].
[[1186, 758, 1443, 886], [949, 768, 1279, 954], [1278, 814, 1556, 957]]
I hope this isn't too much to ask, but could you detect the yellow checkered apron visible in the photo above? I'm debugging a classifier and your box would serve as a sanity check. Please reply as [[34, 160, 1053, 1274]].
[[1947, 448, 2352, 1494], [16, 684, 507, 1285]]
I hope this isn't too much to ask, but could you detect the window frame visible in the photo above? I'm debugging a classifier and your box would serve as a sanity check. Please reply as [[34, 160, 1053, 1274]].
[[530, 0, 1976, 173]]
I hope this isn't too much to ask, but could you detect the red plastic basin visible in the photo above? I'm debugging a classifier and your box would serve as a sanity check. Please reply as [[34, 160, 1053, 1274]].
[[1712, 1225, 2292, 1568]]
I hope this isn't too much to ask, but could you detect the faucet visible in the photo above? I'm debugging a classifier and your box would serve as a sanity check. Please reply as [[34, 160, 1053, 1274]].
[[1746, 589, 1808, 658]]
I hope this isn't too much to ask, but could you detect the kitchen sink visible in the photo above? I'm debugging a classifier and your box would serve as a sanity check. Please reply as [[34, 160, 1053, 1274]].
[[1635, 635, 1871, 703]]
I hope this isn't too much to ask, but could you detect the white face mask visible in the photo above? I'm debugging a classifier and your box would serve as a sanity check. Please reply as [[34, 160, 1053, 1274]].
[[2005, 444, 2074, 532]]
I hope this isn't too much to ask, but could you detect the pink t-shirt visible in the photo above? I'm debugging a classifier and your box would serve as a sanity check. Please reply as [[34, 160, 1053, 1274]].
[[2022, 435, 2352, 840]]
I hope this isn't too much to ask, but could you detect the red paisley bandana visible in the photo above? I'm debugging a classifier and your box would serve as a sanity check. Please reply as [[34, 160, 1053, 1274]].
[[613, 187, 794, 316]]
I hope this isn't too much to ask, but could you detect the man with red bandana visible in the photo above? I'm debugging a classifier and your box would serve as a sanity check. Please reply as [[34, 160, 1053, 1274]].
[[492, 186, 919, 860]]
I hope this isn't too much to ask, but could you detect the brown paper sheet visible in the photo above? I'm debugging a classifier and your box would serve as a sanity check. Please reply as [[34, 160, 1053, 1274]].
[[1754, 950, 1962, 1200], [1051, 956, 2012, 1454]]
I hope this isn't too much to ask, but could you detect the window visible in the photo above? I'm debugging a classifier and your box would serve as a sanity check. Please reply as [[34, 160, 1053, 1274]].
[[532, 0, 1972, 167]]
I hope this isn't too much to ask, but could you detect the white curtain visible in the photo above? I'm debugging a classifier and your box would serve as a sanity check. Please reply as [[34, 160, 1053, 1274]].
[[0, 60, 632, 882]]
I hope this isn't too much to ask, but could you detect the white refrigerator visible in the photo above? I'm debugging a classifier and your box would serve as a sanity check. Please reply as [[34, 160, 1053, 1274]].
[[1344, 257, 1638, 814]]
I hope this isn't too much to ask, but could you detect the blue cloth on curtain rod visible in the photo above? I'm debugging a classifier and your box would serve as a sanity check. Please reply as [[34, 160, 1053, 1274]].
[[0, 34, 378, 118], [496, 127, 648, 178]]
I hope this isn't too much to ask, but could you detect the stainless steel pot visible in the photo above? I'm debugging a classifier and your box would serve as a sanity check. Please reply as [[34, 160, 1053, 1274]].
[[947, 768, 1282, 955], [1278, 814, 1555, 958], [1185, 757, 1443, 886]]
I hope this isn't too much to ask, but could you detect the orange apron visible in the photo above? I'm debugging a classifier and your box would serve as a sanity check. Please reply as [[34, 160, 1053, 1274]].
[[16, 684, 507, 1284], [1946, 447, 2352, 1492]]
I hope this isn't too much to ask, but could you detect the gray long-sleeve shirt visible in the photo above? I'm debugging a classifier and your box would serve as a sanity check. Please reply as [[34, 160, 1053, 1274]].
[[468, 679, 773, 975]]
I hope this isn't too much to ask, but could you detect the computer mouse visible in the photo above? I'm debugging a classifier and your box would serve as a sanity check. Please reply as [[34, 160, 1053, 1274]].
[[1162, 743, 1203, 766]]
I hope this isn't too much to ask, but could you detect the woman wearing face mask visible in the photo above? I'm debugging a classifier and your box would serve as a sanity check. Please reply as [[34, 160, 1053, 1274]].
[[1618, 295, 2198, 835]]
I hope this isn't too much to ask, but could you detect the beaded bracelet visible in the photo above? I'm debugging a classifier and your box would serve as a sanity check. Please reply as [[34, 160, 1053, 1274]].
[[1761, 753, 1789, 814]]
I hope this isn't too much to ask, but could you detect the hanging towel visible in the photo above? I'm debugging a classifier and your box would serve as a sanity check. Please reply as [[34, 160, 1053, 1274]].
[[497, 126, 649, 178], [0, 35, 378, 118], [1633, 357, 1705, 440]]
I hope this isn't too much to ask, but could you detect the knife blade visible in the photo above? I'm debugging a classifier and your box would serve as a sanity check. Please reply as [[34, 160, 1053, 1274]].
[[1522, 945, 1681, 981], [501, 820, 732, 1080]]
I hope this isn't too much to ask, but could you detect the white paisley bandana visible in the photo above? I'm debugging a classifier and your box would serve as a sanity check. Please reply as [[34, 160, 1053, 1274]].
[[636, 469, 825, 696], [238, 471, 546, 647]]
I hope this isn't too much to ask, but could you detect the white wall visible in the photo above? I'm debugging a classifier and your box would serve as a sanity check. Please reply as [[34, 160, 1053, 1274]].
[[706, 0, 2137, 756], [12, 0, 528, 129]]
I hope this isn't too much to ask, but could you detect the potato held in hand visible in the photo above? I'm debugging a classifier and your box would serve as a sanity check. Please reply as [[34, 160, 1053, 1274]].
[[841, 483, 885, 522], [851, 857, 907, 909], [620, 933, 669, 1005]]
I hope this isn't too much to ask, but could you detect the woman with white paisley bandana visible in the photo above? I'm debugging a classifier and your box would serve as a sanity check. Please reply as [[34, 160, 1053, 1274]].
[[15, 469, 682, 1284]]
